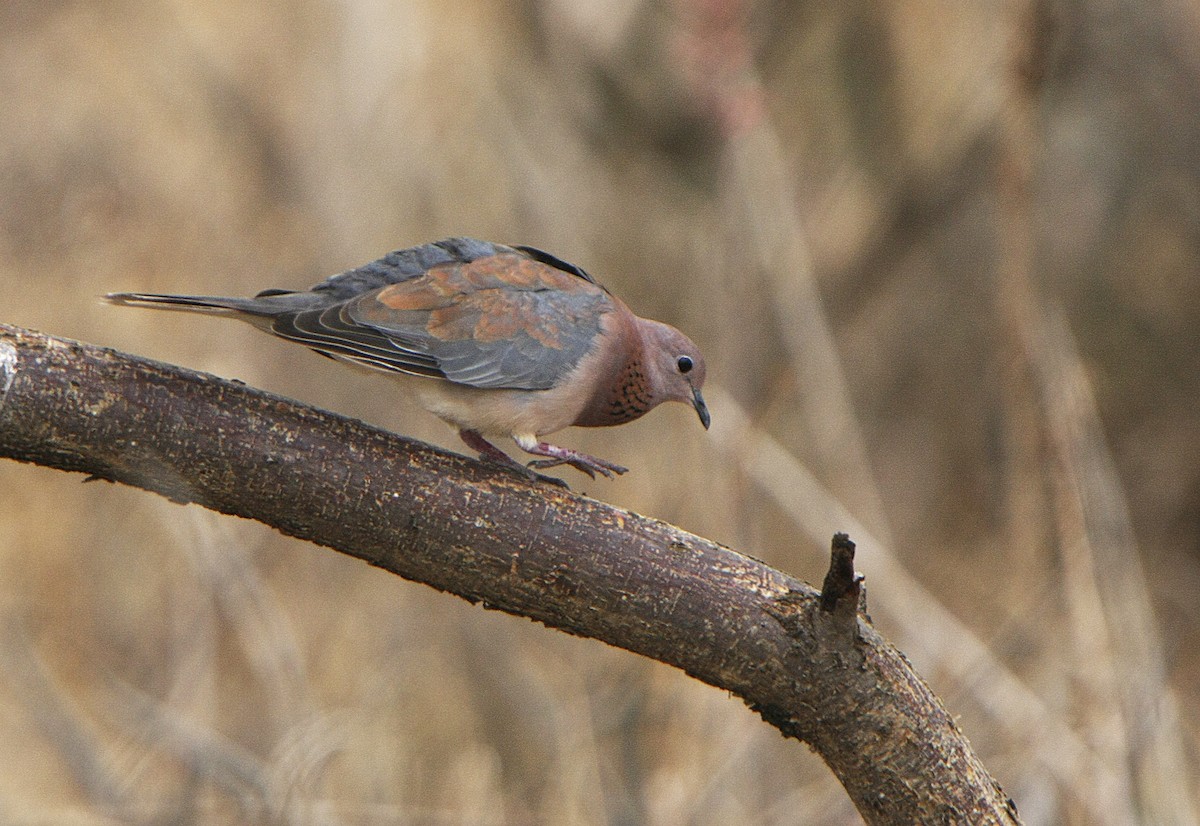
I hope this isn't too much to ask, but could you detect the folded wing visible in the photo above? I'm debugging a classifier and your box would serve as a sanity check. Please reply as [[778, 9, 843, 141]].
[[272, 247, 614, 391]]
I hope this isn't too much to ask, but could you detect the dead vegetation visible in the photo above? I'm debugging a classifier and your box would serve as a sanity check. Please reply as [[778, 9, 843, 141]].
[[1, 0, 1198, 822]]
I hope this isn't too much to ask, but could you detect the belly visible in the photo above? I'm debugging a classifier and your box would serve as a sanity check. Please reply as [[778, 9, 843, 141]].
[[408, 377, 584, 438]]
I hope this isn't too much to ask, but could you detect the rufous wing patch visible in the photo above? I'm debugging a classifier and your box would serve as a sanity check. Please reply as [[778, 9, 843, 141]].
[[375, 280, 454, 311], [462, 254, 549, 290], [424, 292, 569, 350], [340, 248, 615, 390]]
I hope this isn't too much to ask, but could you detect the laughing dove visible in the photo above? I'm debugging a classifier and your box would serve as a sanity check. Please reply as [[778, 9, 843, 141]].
[[108, 237, 709, 480]]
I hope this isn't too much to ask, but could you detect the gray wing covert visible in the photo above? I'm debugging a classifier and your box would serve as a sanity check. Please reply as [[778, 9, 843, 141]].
[[348, 280, 613, 390], [293, 238, 509, 301]]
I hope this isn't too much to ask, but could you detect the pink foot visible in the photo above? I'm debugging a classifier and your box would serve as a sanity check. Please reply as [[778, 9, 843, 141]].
[[514, 435, 628, 479], [459, 430, 569, 487]]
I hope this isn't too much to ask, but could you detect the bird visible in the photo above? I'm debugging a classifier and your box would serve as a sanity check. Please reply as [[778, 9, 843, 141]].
[[107, 237, 709, 481]]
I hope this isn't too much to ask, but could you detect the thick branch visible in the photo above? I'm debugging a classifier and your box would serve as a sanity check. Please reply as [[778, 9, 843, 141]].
[[0, 323, 1018, 825]]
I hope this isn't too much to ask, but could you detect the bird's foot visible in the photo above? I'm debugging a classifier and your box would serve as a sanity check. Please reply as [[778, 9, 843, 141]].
[[459, 429, 569, 488], [515, 437, 628, 480]]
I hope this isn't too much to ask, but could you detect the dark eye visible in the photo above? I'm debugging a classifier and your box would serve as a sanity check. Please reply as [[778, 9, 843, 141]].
[[676, 355, 694, 374]]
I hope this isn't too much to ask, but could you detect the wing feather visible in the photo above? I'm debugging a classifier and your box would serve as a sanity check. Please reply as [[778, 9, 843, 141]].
[[264, 241, 615, 389], [271, 305, 443, 378]]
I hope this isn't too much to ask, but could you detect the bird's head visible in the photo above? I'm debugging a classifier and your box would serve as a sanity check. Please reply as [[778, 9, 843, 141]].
[[642, 320, 710, 429]]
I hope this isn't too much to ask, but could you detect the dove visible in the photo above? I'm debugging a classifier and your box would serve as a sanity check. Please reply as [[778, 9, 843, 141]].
[[107, 237, 709, 480]]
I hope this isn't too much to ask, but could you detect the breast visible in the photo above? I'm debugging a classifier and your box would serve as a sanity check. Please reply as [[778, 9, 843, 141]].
[[570, 310, 652, 428]]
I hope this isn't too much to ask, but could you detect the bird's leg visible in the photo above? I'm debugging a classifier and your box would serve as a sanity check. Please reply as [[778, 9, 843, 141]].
[[459, 429, 569, 488], [459, 429, 517, 465], [513, 435, 629, 479]]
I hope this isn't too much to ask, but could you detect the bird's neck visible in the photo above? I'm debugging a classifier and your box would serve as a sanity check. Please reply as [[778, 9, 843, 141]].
[[574, 323, 654, 428]]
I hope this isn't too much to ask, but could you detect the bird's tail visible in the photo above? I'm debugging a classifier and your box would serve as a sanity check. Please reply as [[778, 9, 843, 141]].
[[105, 292, 288, 317]]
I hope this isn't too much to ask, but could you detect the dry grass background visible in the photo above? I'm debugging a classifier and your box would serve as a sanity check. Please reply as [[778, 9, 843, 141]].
[[2, 0, 1199, 823]]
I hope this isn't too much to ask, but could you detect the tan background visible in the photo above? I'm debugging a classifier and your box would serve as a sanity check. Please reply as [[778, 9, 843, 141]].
[[2, 0, 1199, 823]]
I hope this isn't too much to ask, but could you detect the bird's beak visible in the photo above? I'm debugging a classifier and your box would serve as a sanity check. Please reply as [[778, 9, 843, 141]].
[[691, 386, 711, 430]]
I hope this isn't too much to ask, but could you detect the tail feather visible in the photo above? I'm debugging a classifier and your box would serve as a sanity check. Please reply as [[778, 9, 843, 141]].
[[105, 292, 283, 317]]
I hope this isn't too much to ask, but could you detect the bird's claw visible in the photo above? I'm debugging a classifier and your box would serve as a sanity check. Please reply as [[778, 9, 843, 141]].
[[527, 457, 594, 479], [474, 454, 571, 488], [460, 429, 571, 487], [526, 467, 572, 488], [514, 436, 628, 480], [527, 456, 628, 479]]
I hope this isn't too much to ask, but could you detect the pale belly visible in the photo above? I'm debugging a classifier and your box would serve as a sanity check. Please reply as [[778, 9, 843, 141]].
[[406, 374, 585, 439]]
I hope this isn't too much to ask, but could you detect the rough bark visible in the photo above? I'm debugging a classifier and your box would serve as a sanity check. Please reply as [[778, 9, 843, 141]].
[[0, 322, 1019, 825]]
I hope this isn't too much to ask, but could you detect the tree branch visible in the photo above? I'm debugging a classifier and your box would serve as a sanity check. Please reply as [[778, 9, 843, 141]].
[[0, 322, 1018, 825]]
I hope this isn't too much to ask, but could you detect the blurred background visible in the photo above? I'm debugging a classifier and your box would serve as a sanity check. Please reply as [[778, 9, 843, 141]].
[[2, 0, 1198, 823]]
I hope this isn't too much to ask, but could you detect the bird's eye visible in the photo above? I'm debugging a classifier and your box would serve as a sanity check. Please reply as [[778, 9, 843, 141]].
[[676, 355, 694, 374]]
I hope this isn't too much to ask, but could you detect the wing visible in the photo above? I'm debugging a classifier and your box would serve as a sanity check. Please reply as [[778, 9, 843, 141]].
[[256, 238, 512, 303], [270, 300, 445, 378], [270, 245, 615, 391]]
